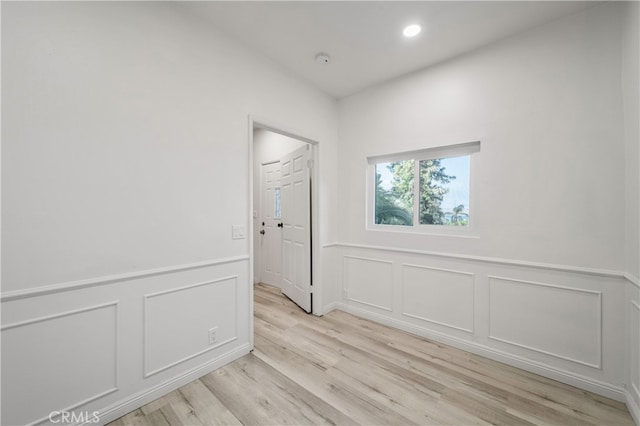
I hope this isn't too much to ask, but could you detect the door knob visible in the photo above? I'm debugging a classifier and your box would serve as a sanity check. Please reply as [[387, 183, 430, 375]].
[[260, 230, 265, 235], [277, 223, 283, 228]]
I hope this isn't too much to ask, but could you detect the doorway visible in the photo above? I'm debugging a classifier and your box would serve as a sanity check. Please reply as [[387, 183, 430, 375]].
[[250, 123, 317, 315]]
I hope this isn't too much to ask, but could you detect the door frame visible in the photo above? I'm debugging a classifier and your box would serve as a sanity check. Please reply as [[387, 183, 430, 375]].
[[248, 115, 322, 345]]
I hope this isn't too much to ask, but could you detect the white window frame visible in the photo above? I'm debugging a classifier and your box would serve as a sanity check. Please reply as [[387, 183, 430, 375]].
[[366, 141, 480, 237]]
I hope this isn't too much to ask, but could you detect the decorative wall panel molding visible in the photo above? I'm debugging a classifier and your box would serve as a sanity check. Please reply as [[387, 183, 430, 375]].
[[343, 256, 393, 311], [1, 257, 250, 426], [488, 276, 602, 368], [1, 302, 119, 426], [401, 264, 474, 333], [143, 276, 239, 378]]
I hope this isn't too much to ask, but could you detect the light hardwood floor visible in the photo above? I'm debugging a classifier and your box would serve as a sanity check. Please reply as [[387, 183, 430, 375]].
[[109, 284, 634, 426]]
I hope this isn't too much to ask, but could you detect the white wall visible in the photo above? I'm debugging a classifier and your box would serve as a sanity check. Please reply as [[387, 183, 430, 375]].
[[1, 2, 337, 291], [334, 2, 632, 401], [622, 1, 640, 423], [624, 0, 640, 282], [1, 2, 337, 425], [2, 0, 638, 423], [252, 129, 307, 285], [338, 3, 625, 270]]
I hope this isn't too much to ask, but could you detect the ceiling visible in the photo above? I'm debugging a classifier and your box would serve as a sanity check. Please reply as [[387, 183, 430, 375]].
[[178, 1, 600, 99]]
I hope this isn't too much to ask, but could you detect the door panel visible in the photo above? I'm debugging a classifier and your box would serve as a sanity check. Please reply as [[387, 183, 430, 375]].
[[259, 162, 282, 287], [280, 145, 311, 313]]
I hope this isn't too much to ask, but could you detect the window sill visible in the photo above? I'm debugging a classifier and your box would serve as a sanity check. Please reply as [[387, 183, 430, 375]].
[[366, 224, 480, 239]]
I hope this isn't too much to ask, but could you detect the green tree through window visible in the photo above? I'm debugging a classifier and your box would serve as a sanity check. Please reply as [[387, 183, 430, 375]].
[[374, 155, 469, 227], [375, 161, 413, 225], [418, 159, 454, 225]]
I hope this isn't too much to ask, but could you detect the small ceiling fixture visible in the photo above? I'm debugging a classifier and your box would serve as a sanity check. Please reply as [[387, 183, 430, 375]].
[[403, 24, 421, 38], [315, 53, 330, 64]]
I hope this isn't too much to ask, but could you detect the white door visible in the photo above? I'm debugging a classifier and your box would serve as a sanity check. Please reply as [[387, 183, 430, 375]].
[[259, 161, 282, 287], [280, 145, 312, 313]]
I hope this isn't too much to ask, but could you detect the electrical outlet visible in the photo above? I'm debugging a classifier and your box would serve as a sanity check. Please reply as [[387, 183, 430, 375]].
[[208, 327, 218, 345]]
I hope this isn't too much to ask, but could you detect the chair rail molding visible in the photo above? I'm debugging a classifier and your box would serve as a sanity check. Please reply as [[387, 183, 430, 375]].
[[1, 255, 250, 302], [323, 242, 626, 279]]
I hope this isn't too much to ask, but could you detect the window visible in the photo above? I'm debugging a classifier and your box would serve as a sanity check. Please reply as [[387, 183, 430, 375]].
[[369, 141, 479, 232], [274, 187, 281, 219]]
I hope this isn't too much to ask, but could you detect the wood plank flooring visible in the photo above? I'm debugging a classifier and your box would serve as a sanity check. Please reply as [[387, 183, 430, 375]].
[[109, 284, 635, 425]]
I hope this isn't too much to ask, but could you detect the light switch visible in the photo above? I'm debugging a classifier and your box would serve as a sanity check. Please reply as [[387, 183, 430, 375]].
[[232, 225, 246, 239]]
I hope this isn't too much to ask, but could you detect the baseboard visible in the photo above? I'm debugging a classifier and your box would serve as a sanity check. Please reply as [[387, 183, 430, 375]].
[[321, 301, 340, 315], [337, 303, 627, 402], [93, 343, 251, 425]]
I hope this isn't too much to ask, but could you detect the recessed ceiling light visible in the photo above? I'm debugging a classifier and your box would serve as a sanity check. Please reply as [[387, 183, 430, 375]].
[[403, 24, 421, 38]]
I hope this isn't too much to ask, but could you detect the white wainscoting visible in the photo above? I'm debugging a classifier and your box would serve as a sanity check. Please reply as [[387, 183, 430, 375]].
[[488, 276, 602, 368], [628, 282, 640, 424], [343, 255, 393, 311], [328, 243, 628, 402], [0, 256, 250, 426], [633, 299, 640, 399], [402, 264, 474, 333], [1, 302, 119, 426], [143, 276, 239, 378]]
